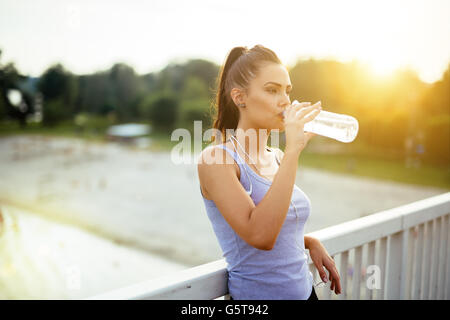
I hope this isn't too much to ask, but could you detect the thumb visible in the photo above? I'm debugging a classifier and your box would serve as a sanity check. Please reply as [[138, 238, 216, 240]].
[[305, 132, 317, 143]]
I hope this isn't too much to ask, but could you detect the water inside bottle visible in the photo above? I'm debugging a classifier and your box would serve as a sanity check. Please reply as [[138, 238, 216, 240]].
[[284, 100, 359, 143], [303, 110, 358, 143]]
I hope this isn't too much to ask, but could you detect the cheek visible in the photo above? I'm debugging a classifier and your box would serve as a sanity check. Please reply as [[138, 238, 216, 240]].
[[251, 93, 276, 112], [251, 92, 268, 103], [247, 92, 280, 126]]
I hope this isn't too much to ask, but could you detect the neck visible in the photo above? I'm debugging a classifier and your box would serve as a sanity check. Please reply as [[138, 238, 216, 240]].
[[231, 125, 270, 164]]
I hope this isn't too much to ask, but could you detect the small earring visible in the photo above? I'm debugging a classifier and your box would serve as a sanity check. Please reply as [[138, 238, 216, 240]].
[[238, 103, 246, 108]]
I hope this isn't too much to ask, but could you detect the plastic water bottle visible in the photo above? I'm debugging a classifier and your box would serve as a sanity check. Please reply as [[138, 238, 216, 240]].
[[284, 100, 359, 143]]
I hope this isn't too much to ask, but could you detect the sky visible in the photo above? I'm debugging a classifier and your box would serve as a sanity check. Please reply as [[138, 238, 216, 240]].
[[0, 0, 449, 83]]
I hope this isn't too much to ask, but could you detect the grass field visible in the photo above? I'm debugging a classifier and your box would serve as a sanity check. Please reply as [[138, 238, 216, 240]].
[[299, 152, 449, 190], [1, 121, 449, 190]]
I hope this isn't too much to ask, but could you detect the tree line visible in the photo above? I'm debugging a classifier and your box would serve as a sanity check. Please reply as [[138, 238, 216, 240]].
[[0, 49, 448, 165]]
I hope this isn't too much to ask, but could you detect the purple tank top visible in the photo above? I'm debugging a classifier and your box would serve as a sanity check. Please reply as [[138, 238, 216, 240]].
[[200, 143, 314, 300]]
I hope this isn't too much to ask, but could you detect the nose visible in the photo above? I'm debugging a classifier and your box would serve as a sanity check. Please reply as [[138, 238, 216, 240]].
[[279, 93, 291, 111]]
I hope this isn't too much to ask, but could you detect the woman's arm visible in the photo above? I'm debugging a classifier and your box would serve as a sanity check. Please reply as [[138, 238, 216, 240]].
[[306, 236, 342, 295], [247, 147, 303, 249], [304, 235, 320, 250], [198, 145, 302, 250]]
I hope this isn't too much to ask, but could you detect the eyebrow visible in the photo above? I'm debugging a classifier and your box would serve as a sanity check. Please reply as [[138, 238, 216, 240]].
[[264, 81, 292, 89]]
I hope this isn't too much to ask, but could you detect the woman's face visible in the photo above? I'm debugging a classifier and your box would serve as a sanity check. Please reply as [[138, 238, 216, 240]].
[[242, 62, 292, 132]]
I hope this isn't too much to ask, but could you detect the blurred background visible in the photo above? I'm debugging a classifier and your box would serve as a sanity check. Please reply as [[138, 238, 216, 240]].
[[0, 0, 448, 299]]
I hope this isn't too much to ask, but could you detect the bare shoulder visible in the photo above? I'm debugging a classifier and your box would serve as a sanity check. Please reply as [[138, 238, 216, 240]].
[[197, 143, 239, 180], [197, 143, 240, 200], [197, 143, 236, 167]]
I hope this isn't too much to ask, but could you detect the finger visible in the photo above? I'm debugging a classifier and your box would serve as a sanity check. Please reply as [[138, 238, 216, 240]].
[[295, 102, 322, 121], [293, 102, 312, 111], [330, 275, 337, 293], [286, 101, 319, 121], [300, 108, 322, 124], [334, 279, 340, 294], [322, 261, 339, 292], [329, 274, 335, 291], [291, 100, 311, 110], [314, 262, 328, 283], [287, 100, 311, 114], [285, 101, 306, 118], [285, 102, 310, 119], [297, 104, 322, 123], [335, 275, 342, 294], [329, 267, 340, 286], [329, 267, 342, 294], [295, 101, 320, 113]]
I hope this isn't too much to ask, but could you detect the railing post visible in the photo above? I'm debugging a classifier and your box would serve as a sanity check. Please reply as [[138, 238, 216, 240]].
[[446, 214, 450, 300], [352, 245, 362, 299], [365, 241, 376, 300], [437, 215, 447, 299], [429, 218, 441, 300], [385, 231, 403, 299], [401, 227, 415, 299], [339, 251, 349, 300], [412, 223, 424, 299], [421, 220, 433, 299], [378, 237, 387, 300]]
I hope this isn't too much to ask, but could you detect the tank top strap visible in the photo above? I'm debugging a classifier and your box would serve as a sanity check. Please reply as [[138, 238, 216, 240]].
[[215, 144, 245, 166], [215, 144, 253, 195]]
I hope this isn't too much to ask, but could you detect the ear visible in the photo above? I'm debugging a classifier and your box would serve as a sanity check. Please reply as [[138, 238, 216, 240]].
[[230, 87, 246, 107]]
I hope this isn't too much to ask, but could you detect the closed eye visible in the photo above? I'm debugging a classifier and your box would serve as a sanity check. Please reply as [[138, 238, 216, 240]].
[[268, 88, 291, 95]]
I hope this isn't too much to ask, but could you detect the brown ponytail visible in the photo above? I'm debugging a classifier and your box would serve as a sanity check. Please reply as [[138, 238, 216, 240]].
[[210, 44, 282, 144]]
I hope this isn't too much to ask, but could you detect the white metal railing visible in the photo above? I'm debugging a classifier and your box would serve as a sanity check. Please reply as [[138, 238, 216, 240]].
[[88, 192, 450, 300]]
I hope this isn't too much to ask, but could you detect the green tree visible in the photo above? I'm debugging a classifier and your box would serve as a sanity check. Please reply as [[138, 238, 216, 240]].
[[420, 64, 450, 164], [183, 59, 219, 97], [139, 92, 179, 132], [38, 63, 78, 125], [0, 49, 34, 127], [77, 72, 112, 115], [179, 75, 212, 128], [0, 90, 5, 120], [109, 63, 143, 121], [41, 98, 66, 126], [153, 59, 219, 99]]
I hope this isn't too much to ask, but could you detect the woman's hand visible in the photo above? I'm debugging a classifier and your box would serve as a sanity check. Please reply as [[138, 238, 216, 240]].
[[308, 238, 342, 295], [283, 100, 321, 155]]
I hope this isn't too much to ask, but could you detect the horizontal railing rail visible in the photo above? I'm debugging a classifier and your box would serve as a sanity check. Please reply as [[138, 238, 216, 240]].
[[88, 192, 450, 300]]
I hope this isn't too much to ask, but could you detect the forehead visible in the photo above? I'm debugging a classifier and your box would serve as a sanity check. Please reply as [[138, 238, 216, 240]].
[[253, 63, 291, 86]]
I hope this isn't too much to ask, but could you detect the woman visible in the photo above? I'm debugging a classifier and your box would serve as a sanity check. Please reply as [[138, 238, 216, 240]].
[[197, 45, 341, 300]]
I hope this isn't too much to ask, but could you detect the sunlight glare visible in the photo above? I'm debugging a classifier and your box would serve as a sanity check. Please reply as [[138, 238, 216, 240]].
[[367, 59, 399, 79]]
